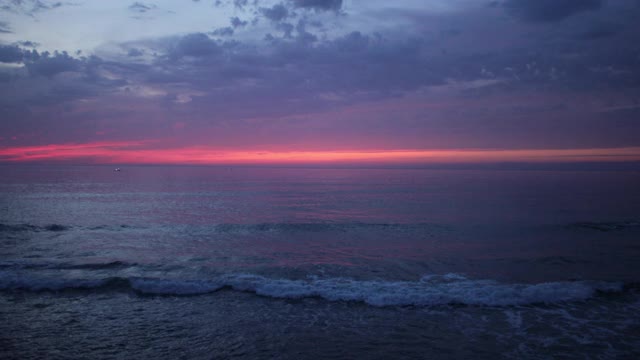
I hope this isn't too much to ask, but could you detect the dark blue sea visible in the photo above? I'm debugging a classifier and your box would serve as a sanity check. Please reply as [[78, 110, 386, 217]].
[[1, 165, 639, 359]]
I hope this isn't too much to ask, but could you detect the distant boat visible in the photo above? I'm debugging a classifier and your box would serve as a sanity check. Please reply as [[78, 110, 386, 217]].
[[114, 168, 121, 172]]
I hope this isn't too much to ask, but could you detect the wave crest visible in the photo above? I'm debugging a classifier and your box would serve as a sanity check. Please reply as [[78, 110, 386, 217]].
[[0, 272, 625, 306], [0, 223, 70, 232], [568, 221, 640, 232]]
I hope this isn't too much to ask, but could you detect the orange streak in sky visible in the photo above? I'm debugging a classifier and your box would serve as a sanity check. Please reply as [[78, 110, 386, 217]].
[[1, 142, 640, 164]]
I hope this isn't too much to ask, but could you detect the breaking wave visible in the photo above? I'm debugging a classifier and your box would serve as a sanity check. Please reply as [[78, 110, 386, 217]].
[[0, 272, 625, 307]]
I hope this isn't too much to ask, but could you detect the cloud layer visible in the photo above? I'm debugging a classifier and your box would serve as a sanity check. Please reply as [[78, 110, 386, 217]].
[[1, 0, 640, 163], [503, 0, 603, 22]]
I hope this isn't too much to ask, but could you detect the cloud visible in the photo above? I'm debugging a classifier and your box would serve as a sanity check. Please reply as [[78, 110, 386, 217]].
[[0, 48, 125, 105], [598, 104, 640, 113], [0, 21, 12, 33], [127, 47, 144, 57], [0, 0, 64, 16], [260, 3, 289, 22], [15, 40, 40, 47], [128, 2, 157, 13], [25, 51, 81, 77], [578, 22, 621, 39], [233, 0, 249, 9], [275, 22, 294, 37], [211, 26, 234, 36], [2, 0, 640, 153], [137, 30, 451, 118], [0, 45, 24, 63], [170, 33, 220, 58], [230, 16, 248, 28], [291, 0, 342, 12], [504, 0, 602, 22]]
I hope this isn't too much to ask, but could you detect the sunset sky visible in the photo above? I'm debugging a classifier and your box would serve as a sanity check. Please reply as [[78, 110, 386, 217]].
[[1, 0, 640, 165]]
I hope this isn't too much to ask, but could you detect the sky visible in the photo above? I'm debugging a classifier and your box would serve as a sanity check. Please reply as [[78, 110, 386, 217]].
[[1, 0, 640, 165]]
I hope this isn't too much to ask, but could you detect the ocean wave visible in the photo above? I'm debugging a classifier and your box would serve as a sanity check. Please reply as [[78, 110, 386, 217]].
[[208, 223, 442, 233], [0, 273, 118, 292], [0, 260, 136, 270], [0, 272, 626, 306], [4, 220, 639, 235], [1, 222, 447, 235], [568, 221, 640, 232], [0, 223, 71, 233]]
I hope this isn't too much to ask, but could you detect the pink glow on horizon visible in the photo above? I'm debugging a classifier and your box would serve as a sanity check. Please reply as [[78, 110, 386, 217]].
[[1, 141, 640, 164]]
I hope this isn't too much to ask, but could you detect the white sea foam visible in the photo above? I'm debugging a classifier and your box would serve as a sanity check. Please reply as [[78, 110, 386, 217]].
[[218, 273, 623, 306], [0, 271, 624, 306]]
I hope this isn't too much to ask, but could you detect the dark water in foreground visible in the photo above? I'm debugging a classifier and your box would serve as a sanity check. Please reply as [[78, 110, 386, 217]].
[[1, 165, 639, 359]]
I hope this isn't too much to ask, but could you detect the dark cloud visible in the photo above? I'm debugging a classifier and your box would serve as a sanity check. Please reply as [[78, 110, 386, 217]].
[[127, 47, 144, 57], [128, 2, 157, 13], [578, 22, 622, 39], [211, 26, 234, 36], [25, 51, 81, 76], [117, 0, 640, 135], [0, 44, 24, 63], [275, 22, 294, 37], [147, 30, 442, 103], [15, 40, 40, 47], [230, 16, 248, 28], [260, 3, 289, 22], [0, 50, 124, 112], [214, 0, 257, 10], [0, 21, 12, 33], [294, 19, 318, 43], [291, 0, 342, 12], [170, 33, 220, 58], [504, 0, 603, 22], [0, 0, 64, 16], [3, 0, 640, 151], [233, 0, 247, 9]]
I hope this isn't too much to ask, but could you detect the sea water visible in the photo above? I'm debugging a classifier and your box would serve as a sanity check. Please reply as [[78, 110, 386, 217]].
[[1, 165, 639, 359]]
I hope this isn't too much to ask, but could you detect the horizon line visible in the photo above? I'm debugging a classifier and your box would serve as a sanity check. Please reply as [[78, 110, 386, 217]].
[[2, 142, 640, 165]]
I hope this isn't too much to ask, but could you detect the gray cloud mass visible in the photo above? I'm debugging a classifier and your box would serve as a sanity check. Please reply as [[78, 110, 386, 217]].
[[128, 2, 157, 13], [0, 44, 23, 62], [291, 0, 342, 11], [504, 0, 603, 22], [260, 3, 290, 22], [0, 20, 12, 33], [1, 0, 639, 150]]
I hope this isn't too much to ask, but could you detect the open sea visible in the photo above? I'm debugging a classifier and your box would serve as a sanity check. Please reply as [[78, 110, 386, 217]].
[[1, 164, 639, 359]]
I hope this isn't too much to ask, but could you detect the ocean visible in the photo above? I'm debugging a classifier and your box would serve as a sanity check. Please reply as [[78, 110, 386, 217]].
[[1, 164, 639, 359]]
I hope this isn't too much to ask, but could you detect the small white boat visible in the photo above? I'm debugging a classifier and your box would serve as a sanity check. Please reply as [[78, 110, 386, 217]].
[[114, 168, 121, 172]]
